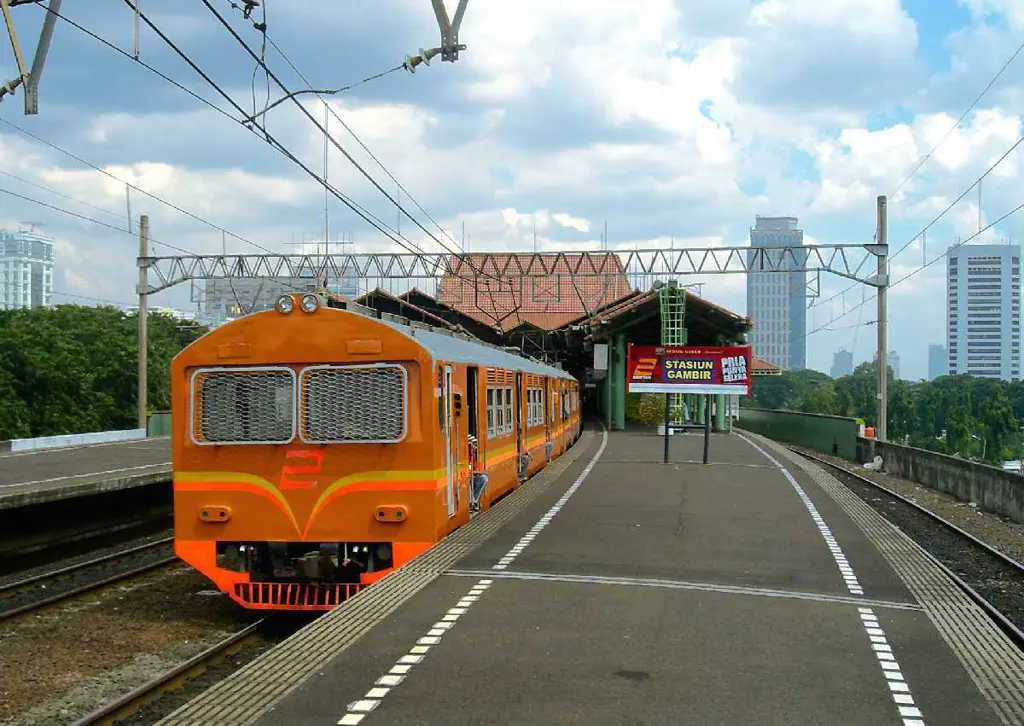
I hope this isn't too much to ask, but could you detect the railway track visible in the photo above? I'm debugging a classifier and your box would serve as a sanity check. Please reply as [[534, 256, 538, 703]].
[[789, 446, 1024, 648], [70, 619, 270, 726], [0, 536, 179, 621]]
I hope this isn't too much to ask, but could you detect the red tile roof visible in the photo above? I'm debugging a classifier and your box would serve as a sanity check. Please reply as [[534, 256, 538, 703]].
[[436, 252, 634, 331], [751, 357, 782, 376]]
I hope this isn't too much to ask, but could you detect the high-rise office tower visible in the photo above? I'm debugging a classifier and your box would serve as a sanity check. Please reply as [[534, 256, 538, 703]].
[[0, 227, 54, 310], [746, 216, 807, 370], [873, 349, 901, 379], [831, 348, 853, 378], [946, 244, 1020, 380], [928, 344, 947, 380]]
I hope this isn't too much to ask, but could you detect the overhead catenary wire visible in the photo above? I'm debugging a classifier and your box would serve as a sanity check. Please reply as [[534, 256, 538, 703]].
[[14, 0, 395, 261], [200, 0, 477, 266], [233, 4, 464, 255], [804, 200, 1024, 344], [888, 40, 1024, 203], [810, 130, 1024, 320], [805, 40, 1024, 323], [51, 290, 139, 307], [0, 185, 195, 255], [20, 0, 505, 305], [0, 169, 125, 221], [115, 0, 479, 278], [0, 116, 274, 255], [889, 134, 1024, 263], [41, 0, 453, 272]]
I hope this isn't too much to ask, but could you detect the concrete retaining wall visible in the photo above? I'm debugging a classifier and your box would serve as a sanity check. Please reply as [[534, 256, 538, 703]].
[[2, 427, 147, 453], [857, 437, 1024, 525], [735, 408, 864, 460]]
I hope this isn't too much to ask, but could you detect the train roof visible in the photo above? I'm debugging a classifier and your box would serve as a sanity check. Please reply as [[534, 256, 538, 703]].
[[375, 314, 575, 381]]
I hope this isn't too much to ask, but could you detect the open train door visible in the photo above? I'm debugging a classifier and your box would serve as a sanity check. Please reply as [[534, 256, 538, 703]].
[[441, 364, 456, 518]]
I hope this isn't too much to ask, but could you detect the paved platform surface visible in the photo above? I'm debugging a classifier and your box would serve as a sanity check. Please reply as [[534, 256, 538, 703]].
[[162, 425, 1024, 726], [0, 437, 171, 508]]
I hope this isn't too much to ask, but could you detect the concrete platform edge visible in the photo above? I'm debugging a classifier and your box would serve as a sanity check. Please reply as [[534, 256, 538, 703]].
[[0, 468, 172, 510]]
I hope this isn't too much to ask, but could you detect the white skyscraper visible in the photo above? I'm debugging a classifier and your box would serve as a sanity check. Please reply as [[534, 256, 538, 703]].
[[0, 227, 54, 310], [946, 244, 1020, 380], [746, 216, 807, 370]]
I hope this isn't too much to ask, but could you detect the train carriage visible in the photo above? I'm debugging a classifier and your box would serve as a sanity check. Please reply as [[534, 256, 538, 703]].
[[171, 293, 581, 611]]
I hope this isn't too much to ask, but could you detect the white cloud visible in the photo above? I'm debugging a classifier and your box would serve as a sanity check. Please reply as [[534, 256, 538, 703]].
[[2, 1, 1024, 380], [552, 213, 590, 233]]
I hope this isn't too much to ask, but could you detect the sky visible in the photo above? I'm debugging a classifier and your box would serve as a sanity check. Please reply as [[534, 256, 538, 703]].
[[1, 0, 1023, 381]]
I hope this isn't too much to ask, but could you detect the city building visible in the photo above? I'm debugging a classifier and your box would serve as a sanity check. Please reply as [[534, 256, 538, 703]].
[[201, 272, 360, 319], [946, 243, 1021, 380], [745, 216, 807, 371], [928, 344, 947, 380], [831, 347, 853, 378], [872, 349, 901, 379], [0, 226, 54, 310]]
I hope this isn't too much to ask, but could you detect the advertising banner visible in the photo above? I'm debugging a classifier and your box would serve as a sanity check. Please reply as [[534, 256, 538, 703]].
[[626, 344, 752, 396]]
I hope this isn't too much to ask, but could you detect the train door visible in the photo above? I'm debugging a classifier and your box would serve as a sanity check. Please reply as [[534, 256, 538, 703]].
[[549, 380, 558, 458], [442, 364, 456, 518], [514, 372, 524, 480], [561, 382, 569, 450], [543, 378, 552, 461], [467, 366, 479, 461]]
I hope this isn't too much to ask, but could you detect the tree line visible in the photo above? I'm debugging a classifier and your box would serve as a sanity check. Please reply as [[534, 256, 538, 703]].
[[0, 305, 207, 440], [745, 362, 1021, 464]]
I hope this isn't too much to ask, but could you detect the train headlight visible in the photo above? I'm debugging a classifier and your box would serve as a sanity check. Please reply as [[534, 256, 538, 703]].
[[276, 295, 295, 314], [300, 293, 320, 314]]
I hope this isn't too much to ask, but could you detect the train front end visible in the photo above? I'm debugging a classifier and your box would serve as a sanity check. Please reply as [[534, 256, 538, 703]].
[[171, 294, 439, 611]]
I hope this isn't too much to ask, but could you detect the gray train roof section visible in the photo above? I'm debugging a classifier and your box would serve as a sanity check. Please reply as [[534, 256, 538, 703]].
[[376, 315, 575, 381]]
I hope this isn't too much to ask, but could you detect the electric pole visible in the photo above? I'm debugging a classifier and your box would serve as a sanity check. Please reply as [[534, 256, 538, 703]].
[[137, 214, 149, 431], [876, 196, 888, 442]]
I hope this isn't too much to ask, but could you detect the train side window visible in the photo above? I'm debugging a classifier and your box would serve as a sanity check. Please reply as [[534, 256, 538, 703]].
[[487, 387, 495, 439], [505, 386, 513, 433], [491, 387, 499, 434]]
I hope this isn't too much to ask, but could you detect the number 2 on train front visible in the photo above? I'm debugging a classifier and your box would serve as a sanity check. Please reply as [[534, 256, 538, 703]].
[[278, 449, 325, 489]]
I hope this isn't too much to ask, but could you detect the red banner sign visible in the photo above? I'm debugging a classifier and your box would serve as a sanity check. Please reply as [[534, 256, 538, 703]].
[[626, 344, 752, 395]]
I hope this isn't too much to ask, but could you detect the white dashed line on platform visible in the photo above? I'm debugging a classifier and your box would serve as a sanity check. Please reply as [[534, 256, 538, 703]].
[[739, 433, 925, 726]]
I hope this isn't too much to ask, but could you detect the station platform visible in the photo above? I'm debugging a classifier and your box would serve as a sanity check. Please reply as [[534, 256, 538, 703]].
[[159, 425, 1024, 726], [0, 437, 171, 508]]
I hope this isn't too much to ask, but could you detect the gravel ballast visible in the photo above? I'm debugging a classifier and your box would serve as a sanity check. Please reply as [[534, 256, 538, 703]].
[[0, 564, 261, 726]]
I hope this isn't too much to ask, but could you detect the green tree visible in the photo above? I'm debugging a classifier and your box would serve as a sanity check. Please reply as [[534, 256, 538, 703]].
[[980, 386, 1017, 462], [0, 305, 206, 439], [833, 362, 879, 422], [887, 379, 917, 443], [794, 380, 838, 415]]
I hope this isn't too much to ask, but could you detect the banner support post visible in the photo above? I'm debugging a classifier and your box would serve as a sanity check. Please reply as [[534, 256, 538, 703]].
[[703, 396, 712, 465], [663, 393, 671, 464]]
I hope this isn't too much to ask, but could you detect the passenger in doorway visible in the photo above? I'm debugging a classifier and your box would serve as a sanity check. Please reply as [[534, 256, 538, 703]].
[[468, 434, 487, 512]]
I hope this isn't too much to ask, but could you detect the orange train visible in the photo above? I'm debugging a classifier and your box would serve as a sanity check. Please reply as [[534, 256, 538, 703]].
[[171, 292, 582, 611]]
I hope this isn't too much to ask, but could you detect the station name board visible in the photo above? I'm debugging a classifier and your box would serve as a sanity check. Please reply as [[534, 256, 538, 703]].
[[626, 344, 752, 395]]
